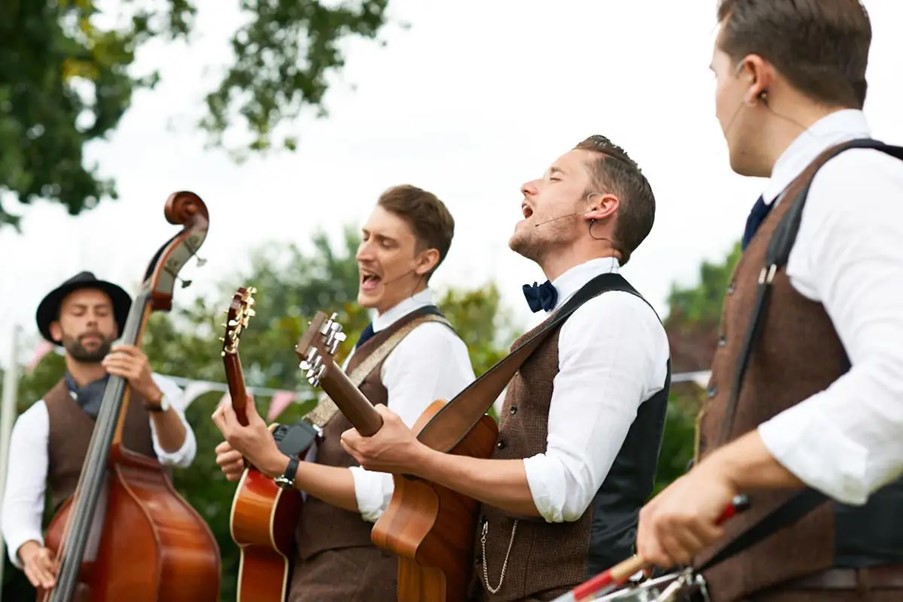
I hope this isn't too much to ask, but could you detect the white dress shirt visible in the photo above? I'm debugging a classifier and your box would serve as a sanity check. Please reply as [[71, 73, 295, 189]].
[[343, 288, 475, 521], [754, 109, 903, 505], [1, 374, 195, 566], [521, 256, 671, 522]]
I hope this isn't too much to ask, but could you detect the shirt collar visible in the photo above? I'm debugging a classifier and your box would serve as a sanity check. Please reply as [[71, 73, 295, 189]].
[[761, 109, 871, 205], [549, 256, 620, 312], [372, 288, 435, 332]]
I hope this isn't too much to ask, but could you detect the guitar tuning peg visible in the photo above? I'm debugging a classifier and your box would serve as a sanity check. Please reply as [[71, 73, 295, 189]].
[[196, 256, 207, 267], [218, 336, 225, 342], [248, 309, 256, 317]]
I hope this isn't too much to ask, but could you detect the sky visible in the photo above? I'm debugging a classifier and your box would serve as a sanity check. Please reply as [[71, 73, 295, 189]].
[[2, 0, 902, 368]]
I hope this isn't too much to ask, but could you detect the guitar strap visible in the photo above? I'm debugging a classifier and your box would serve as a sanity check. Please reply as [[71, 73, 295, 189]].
[[417, 272, 647, 453], [304, 313, 452, 429]]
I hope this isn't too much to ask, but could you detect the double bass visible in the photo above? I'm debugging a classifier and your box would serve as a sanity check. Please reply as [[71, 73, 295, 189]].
[[40, 192, 221, 602]]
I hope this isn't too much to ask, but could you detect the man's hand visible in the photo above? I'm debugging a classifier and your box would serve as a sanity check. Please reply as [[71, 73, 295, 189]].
[[101, 344, 162, 405], [636, 460, 738, 568], [340, 405, 430, 475], [214, 440, 246, 482], [211, 395, 286, 479], [18, 540, 58, 589]]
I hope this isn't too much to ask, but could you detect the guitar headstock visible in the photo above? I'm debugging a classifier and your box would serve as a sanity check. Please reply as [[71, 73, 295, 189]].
[[294, 311, 348, 387], [222, 286, 257, 356]]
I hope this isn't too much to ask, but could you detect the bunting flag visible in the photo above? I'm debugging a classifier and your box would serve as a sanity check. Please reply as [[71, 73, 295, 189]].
[[267, 390, 297, 422], [180, 381, 219, 408], [16, 338, 712, 416]]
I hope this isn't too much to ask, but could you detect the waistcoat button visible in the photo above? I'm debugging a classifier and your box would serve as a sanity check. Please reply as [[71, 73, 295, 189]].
[[509, 406, 518, 415], [706, 386, 718, 398], [496, 439, 506, 449], [718, 335, 727, 347]]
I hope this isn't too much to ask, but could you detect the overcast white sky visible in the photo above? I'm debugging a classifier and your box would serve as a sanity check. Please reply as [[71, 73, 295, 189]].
[[2, 0, 902, 366]]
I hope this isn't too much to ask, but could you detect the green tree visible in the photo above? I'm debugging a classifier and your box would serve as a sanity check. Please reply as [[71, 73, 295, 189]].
[[654, 241, 742, 493], [0, 0, 392, 228]]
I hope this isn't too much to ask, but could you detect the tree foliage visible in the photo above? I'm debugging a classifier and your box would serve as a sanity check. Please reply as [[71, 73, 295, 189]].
[[0, 0, 392, 227], [654, 241, 742, 492]]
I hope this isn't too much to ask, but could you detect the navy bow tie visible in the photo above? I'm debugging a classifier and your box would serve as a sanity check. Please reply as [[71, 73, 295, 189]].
[[741, 195, 773, 250], [522, 280, 557, 313], [355, 322, 375, 349]]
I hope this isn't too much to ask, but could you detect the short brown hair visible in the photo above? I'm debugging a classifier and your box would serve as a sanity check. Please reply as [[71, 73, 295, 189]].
[[377, 184, 455, 279], [717, 0, 871, 108], [574, 135, 655, 265]]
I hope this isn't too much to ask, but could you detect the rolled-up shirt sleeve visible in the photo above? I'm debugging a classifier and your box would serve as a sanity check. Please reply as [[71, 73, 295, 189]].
[[148, 374, 196, 468], [758, 150, 903, 505], [2, 402, 50, 567], [523, 292, 669, 523], [350, 322, 474, 522]]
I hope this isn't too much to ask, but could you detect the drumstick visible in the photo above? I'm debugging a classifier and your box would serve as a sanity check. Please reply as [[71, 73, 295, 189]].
[[551, 494, 750, 602]]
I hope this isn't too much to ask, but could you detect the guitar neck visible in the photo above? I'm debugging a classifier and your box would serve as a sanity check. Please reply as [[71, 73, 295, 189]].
[[318, 358, 382, 437], [223, 352, 249, 426]]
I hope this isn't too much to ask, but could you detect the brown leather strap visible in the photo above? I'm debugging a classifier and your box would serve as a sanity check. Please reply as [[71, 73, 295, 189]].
[[778, 565, 903, 590], [305, 314, 451, 428], [417, 273, 644, 453]]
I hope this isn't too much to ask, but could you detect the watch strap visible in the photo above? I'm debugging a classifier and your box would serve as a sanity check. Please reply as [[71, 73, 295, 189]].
[[275, 455, 300, 489]]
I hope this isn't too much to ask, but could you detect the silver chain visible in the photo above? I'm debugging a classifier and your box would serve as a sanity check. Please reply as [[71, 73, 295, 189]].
[[481, 519, 518, 595]]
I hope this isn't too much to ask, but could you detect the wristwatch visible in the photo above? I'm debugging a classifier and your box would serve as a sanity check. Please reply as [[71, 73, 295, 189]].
[[145, 392, 170, 413], [274, 456, 300, 490]]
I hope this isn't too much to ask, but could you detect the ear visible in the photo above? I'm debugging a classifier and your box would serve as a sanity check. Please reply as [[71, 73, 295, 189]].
[[49, 321, 63, 344], [738, 54, 772, 105], [415, 248, 440, 277], [585, 193, 620, 222]]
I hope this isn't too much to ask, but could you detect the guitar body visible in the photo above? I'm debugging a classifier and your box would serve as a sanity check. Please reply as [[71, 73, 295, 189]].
[[230, 458, 304, 602], [41, 447, 220, 602], [371, 400, 499, 602]]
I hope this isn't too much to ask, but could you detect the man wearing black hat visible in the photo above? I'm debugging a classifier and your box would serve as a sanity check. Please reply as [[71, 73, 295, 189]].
[[0, 272, 197, 591]]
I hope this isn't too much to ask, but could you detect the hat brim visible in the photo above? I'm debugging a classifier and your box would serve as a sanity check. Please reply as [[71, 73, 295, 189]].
[[36, 279, 132, 345]]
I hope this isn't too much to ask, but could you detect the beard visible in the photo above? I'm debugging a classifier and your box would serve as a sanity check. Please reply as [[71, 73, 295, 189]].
[[509, 215, 574, 262], [61, 332, 114, 363]]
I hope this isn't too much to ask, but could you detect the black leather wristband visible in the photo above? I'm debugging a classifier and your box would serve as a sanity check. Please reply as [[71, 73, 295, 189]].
[[274, 456, 300, 489]]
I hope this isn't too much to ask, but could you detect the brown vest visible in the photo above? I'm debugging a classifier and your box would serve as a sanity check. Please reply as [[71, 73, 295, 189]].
[[695, 147, 896, 599], [474, 283, 669, 602], [295, 307, 445, 561], [44, 379, 156, 512]]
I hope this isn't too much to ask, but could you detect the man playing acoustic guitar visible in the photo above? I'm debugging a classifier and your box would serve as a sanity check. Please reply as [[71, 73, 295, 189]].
[[342, 136, 672, 601], [212, 185, 475, 601]]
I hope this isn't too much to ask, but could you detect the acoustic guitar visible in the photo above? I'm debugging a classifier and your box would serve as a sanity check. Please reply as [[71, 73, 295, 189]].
[[223, 287, 304, 602], [296, 311, 499, 602]]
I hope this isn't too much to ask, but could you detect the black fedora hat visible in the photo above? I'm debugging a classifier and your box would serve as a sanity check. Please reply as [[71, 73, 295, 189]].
[[36, 271, 132, 344]]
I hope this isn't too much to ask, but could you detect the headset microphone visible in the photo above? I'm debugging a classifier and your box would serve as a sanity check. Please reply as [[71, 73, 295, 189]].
[[532, 211, 593, 228], [362, 268, 419, 289]]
